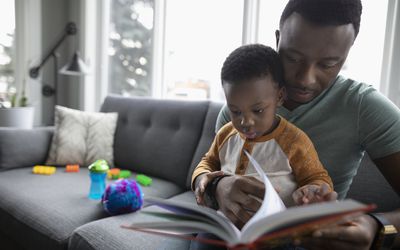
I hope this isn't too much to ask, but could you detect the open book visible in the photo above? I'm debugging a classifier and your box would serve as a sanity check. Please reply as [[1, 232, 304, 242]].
[[121, 151, 375, 248]]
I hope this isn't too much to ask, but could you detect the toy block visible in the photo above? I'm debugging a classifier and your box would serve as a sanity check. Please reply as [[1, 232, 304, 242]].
[[136, 174, 152, 186], [65, 164, 80, 172], [108, 168, 121, 179], [119, 170, 131, 179], [32, 165, 56, 175]]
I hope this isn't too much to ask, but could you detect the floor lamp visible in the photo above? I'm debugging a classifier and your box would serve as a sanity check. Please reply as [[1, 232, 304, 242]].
[[29, 22, 88, 108]]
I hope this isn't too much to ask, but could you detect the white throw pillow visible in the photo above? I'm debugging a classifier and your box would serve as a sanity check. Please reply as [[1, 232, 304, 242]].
[[46, 106, 118, 167]]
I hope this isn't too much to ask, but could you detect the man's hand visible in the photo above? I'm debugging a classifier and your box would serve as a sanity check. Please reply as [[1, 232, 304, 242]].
[[194, 171, 225, 206], [292, 183, 338, 205], [215, 175, 264, 229], [297, 214, 379, 250]]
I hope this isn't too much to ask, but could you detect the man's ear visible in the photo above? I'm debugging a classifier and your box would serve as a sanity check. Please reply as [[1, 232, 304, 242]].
[[275, 30, 280, 49], [277, 86, 286, 107]]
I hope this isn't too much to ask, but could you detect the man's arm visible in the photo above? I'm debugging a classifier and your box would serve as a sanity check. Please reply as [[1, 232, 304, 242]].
[[373, 151, 400, 247], [374, 151, 400, 196], [359, 89, 400, 248], [299, 152, 400, 250]]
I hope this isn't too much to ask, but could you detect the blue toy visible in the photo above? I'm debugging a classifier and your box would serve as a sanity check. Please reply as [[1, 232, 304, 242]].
[[101, 179, 144, 215]]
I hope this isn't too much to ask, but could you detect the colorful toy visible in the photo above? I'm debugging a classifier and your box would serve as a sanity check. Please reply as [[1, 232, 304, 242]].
[[136, 174, 152, 186], [32, 165, 56, 175], [118, 169, 131, 179], [65, 164, 80, 172], [88, 159, 110, 200], [107, 168, 121, 179], [102, 179, 144, 215]]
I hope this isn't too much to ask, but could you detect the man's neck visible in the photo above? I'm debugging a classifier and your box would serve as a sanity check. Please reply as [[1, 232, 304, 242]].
[[283, 99, 302, 111]]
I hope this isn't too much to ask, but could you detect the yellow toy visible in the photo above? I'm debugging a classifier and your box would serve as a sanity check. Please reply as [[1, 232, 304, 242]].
[[32, 165, 56, 175]]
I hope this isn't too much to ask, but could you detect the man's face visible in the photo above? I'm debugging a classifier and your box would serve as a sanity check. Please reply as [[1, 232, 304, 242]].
[[223, 75, 284, 140], [277, 13, 355, 110]]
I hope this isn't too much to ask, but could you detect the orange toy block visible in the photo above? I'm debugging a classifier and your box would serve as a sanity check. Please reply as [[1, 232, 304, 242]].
[[108, 168, 121, 179], [65, 164, 80, 172]]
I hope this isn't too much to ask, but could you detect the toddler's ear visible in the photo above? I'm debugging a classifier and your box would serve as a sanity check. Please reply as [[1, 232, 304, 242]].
[[277, 87, 286, 107]]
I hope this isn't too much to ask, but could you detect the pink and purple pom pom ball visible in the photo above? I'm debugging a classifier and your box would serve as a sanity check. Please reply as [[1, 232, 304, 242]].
[[101, 179, 144, 215]]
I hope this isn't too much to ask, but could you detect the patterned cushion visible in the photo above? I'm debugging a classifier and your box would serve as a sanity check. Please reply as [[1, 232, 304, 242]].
[[46, 106, 118, 167]]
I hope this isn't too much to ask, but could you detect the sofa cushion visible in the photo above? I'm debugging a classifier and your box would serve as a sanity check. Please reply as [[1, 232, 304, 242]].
[[69, 191, 196, 250], [46, 106, 118, 167], [100, 96, 213, 189], [0, 167, 183, 250]]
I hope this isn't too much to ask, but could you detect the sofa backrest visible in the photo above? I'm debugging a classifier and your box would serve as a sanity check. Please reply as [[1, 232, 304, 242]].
[[186, 101, 223, 188], [346, 154, 400, 212], [100, 95, 223, 189], [0, 127, 53, 170]]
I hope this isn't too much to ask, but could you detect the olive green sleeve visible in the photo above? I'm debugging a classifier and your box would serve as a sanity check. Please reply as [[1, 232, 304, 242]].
[[215, 104, 231, 133]]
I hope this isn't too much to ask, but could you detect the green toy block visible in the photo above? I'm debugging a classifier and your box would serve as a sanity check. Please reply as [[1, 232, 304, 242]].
[[119, 169, 131, 179], [136, 174, 152, 186]]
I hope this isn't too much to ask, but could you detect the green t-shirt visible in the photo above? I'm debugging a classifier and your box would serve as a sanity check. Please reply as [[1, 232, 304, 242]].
[[216, 75, 400, 199]]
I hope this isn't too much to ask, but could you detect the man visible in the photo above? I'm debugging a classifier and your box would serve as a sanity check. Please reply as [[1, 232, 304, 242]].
[[195, 0, 400, 249]]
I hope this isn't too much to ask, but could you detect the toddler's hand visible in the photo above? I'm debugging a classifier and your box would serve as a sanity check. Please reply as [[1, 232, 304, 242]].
[[194, 171, 225, 206], [292, 183, 337, 205]]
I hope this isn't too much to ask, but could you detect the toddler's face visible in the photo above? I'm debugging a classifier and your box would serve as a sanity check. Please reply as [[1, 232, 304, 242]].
[[223, 75, 284, 140]]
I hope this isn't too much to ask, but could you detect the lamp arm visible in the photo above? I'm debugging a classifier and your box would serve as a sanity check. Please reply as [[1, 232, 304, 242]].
[[29, 22, 77, 78]]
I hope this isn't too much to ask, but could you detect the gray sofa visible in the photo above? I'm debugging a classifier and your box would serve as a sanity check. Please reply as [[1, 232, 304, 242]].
[[0, 95, 399, 250]]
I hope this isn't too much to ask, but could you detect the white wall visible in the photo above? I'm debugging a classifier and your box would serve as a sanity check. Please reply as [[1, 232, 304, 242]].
[[15, 0, 42, 126]]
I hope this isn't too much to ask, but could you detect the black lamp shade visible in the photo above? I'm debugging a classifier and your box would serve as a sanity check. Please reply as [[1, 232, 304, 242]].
[[59, 52, 89, 76]]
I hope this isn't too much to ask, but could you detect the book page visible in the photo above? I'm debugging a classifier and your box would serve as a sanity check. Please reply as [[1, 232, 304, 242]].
[[142, 197, 241, 242], [124, 220, 234, 242], [241, 199, 374, 243], [241, 150, 286, 233]]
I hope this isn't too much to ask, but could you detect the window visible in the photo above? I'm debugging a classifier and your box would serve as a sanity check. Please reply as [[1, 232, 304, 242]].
[[257, 1, 287, 48], [102, 0, 390, 104], [340, 0, 388, 89], [163, 0, 243, 101], [0, 0, 15, 107], [106, 0, 242, 102], [108, 0, 154, 97]]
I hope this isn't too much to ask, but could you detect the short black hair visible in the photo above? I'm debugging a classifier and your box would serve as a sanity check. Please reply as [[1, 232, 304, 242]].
[[280, 0, 362, 38], [221, 44, 284, 87]]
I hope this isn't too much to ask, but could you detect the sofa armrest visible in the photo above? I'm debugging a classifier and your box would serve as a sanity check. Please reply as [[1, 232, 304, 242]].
[[0, 127, 54, 170]]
